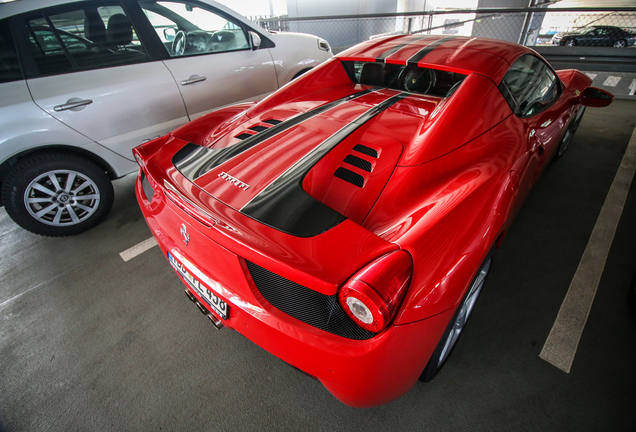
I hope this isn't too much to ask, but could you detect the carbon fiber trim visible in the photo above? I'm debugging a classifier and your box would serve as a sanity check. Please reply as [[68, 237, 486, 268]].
[[334, 167, 365, 187], [344, 155, 372, 172], [353, 144, 378, 158], [246, 261, 375, 340]]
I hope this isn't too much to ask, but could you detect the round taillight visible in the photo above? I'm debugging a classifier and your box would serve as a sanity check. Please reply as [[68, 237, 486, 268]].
[[338, 250, 412, 333]]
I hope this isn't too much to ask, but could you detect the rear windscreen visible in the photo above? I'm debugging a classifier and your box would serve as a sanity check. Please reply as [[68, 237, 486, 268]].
[[341, 60, 466, 98]]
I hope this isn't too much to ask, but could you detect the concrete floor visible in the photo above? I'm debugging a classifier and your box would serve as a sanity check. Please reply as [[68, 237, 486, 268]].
[[1, 101, 635, 431]]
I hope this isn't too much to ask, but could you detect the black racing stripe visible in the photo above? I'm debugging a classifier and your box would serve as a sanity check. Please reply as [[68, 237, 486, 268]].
[[240, 93, 408, 237], [172, 89, 377, 181], [375, 35, 431, 63], [407, 37, 456, 67], [376, 43, 409, 63]]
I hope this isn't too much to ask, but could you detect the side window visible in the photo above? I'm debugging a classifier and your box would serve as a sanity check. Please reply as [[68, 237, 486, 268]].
[[0, 22, 23, 83], [499, 54, 560, 118], [24, 4, 148, 77], [139, 1, 250, 57]]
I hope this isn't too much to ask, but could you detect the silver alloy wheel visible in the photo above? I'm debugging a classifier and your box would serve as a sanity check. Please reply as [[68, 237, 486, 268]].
[[24, 169, 101, 226], [613, 40, 627, 48], [436, 256, 492, 367]]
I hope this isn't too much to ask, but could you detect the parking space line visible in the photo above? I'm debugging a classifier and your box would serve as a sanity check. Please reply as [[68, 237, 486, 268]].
[[539, 122, 636, 373], [120, 237, 157, 262], [602, 76, 621, 87]]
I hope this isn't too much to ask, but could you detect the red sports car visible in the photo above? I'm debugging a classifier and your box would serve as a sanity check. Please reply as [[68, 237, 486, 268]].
[[134, 35, 612, 407]]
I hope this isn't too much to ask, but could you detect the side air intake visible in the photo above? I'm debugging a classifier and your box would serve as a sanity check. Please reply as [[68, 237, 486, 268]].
[[333, 145, 379, 188], [334, 167, 365, 188]]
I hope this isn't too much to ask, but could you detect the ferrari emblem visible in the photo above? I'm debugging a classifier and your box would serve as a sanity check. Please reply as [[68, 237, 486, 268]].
[[180, 223, 190, 246]]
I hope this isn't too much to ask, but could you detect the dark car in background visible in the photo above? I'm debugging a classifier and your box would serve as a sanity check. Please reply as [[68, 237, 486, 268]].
[[551, 25, 636, 47]]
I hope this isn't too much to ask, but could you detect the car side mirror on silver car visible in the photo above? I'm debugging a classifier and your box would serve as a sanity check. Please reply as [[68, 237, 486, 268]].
[[250, 31, 262, 50]]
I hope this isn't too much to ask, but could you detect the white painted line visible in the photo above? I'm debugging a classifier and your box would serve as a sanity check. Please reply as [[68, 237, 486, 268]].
[[602, 76, 621, 87], [539, 121, 636, 373], [120, 237, 157, 262], [629, 79, 636, 96], [585, 73, 597, 80]]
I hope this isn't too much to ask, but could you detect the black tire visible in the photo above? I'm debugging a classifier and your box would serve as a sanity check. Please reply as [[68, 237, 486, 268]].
[[420, 248, 494, 382], [613, 39, 627, 48], [1, 152, 114, 237], [556, 107, 586, 158]]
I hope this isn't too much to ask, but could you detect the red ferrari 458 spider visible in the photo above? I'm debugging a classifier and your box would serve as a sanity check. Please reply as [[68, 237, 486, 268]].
[[134, 35, 612, 407]]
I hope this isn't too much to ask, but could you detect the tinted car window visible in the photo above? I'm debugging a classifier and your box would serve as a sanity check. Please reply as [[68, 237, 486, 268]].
[[140, 1, 250, 57], [0, 22, 23, 83], [24, 4, 148, 77], [500, 54, 559, 118]]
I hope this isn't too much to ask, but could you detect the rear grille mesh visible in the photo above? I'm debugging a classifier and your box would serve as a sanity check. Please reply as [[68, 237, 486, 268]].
[[246, 261, 375, 340]]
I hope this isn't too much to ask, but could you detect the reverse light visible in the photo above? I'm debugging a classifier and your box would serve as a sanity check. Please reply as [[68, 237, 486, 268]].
[[338, 250, 413, 333]]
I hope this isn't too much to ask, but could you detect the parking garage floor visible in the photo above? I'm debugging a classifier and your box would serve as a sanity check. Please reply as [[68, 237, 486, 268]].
[[1, 100, 635, 432]]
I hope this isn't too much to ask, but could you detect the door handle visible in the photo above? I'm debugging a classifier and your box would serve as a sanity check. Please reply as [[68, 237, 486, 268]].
[[54, 99, 93, 112], [180, 75, 207, 85]]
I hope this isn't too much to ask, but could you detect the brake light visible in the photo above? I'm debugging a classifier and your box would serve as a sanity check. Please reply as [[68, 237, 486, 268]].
[[338, 250, 412, 333]]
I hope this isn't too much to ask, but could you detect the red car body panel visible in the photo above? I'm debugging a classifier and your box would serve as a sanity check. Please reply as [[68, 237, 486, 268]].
[[134, 35, 608, 407]]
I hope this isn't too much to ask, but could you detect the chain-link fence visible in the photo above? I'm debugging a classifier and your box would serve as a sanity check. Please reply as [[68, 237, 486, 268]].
[[252, 8, 636, 53]]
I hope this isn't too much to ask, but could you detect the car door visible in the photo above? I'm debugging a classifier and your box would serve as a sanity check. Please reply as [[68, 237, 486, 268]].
[[17, 2, 189, 160], [137, 0, 279, 120], [499, 54, 568, 200]]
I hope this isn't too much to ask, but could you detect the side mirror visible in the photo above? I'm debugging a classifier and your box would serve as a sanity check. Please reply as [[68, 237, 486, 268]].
[[164, 27, 176, 42], [250, 31, 261, 50], [580, 87, 613, 108]]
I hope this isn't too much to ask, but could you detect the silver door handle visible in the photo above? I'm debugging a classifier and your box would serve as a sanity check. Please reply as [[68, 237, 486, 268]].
[[54, 99, 93, 112], [180, 76, 207, 85]]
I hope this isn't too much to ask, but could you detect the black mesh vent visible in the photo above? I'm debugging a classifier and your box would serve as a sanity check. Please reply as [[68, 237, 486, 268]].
[[264, 119, 282, 125], [353, 144, 378, 158], [334, 167, 365, 188], [344, 155, 372, 172], [235, 133, 253, 140], [249, 125, 269, 132], [246, 261, 375, 340]]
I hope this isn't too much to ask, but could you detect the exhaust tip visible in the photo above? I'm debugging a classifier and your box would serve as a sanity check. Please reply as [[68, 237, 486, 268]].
[[184, 289, 224, 330], [184, 289, 197, 303], [206, 313, 224, 330]]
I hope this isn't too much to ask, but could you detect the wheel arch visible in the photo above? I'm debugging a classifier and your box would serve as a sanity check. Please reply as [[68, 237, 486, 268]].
[[0, 145, 117, 206]]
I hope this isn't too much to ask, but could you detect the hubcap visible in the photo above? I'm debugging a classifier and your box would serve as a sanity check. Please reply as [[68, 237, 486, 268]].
[[437, 256, 492, 367], [24, 170, 100, 226]]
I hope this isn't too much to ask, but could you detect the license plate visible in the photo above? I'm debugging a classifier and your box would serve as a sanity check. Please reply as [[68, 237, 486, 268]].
[[168, 252, 228, 319]]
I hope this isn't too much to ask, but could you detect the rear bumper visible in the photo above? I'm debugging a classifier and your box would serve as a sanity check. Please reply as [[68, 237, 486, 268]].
[[135, 170, 450, 407]]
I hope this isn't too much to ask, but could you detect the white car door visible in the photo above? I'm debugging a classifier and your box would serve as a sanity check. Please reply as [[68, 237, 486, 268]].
[[22, 3, 189, 161], [139, 0, 279, 120]]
